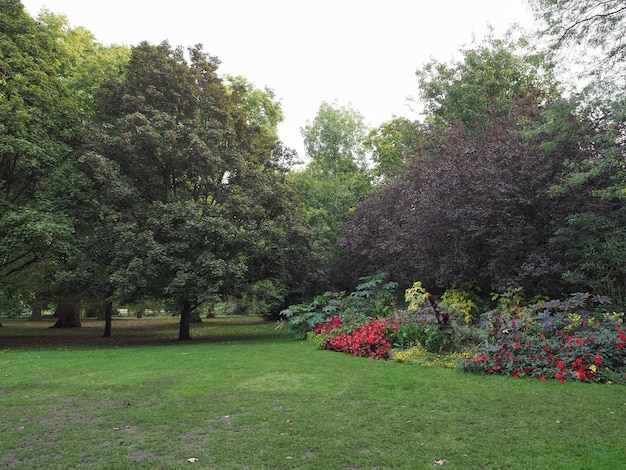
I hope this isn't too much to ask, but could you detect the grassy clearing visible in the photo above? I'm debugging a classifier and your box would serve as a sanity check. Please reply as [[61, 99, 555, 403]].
[[1, 317, 625, 469]]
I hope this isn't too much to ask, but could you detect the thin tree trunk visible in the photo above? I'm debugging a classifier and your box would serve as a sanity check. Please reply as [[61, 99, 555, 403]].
[[178, 301, 192, 341], [50, 297, 82, 328], [103, 299, 113, 338]]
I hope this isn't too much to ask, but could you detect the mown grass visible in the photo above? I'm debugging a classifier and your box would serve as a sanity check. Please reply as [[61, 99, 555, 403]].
[[1, 317, 625, 469]]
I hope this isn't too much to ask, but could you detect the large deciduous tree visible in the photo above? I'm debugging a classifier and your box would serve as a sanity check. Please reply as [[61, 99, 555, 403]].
[[340, 101, 572, 293], [86, 41, 313, 339], [366, 117, 426, 180], [529, 0, 626, 302], [416, 31, 556, 132], [0, 1, 88, 324]]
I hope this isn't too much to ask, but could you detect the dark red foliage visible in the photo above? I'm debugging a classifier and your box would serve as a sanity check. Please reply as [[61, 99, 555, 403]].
[[339, 103, 576, 294]]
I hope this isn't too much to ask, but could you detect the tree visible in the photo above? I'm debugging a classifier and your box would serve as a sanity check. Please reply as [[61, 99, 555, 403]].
[[301, 101, 370, 177], [35, 10, 130, 123], [0, 1, 87, 324], [340, 36, 574, 294], [293, 101, 373, 290], [529, 0, 626, 86], [528, 0, 626, 302], [416, 31, 556, 132], [86, 41, 314, 339], [341, 102, 572, 293], [366, 117, 426, 179], [225, 75, 284, 142]]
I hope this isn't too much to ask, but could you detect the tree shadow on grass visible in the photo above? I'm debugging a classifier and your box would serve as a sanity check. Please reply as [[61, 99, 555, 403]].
[[0, 317, 290, 350]]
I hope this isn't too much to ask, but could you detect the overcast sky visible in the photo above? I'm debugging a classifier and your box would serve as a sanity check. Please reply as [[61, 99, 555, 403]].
[[22, 0, 536, 158]]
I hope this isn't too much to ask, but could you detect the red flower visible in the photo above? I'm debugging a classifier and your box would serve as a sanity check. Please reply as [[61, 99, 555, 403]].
[[540, 376, 547, 382], [514, 343, 520, 350]]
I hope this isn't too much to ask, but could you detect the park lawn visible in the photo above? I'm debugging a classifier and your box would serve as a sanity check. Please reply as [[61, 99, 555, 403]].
[[0, 317, 625, 469]]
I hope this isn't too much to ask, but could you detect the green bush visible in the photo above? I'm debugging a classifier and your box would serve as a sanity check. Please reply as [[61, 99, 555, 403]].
[[281, 273, 399, 339]]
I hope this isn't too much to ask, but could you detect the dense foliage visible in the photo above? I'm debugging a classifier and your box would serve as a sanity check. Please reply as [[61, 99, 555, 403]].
[[292, 102, 374, 291], [3, 0, 626, 344], [84, 41, 315, 338], [285, 274, 626, 384], [340, 101, 573, 294]]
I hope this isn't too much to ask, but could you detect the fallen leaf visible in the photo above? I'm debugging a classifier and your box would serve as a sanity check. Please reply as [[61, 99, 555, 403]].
[[113, 427, 121, 431], [286, 456, 293, 460], [187, 457, 199, 463], [434, 459, 446, 466], [406, 420, 412, 424]]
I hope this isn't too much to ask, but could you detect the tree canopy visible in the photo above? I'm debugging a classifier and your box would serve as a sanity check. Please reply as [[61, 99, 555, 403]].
[[529, 0, 626, 87], [84, 41, 315, 338], [339, 35, 579, 295], [0, 1, 86, 317]]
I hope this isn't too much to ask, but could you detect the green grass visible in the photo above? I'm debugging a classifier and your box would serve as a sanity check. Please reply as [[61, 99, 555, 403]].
[[1, 317, 625, 469]]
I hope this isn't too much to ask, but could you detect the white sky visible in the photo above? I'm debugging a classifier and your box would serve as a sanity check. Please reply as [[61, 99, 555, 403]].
[[22, 0, 536, 159]]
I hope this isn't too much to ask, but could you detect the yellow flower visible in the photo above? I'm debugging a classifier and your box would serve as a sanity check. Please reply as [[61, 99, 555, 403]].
[[589, 364, 597, 373]]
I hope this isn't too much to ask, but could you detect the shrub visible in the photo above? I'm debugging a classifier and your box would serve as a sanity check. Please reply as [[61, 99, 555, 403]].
[[394, 281, 473, 353], [323, 317, 398, 360], [460, 292, 625, 384], [282, 273, 399, 339], [440, 284, 482, 324], [281, 291, 346, 339]]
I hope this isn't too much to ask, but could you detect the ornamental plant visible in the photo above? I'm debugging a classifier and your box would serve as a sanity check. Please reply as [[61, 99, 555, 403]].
[[311, 316, 398, 360], [396, 281, 471, 352], [460, 292, 626, 384], [282, 273, 399, 339]]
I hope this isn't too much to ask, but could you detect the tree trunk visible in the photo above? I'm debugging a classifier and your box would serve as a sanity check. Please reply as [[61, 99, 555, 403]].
[[30, 303, 44, 321], [103, 299, 113, 338], [178, 301, 192, 341], [190, 310, 202, 323], [50, 297, 82, 328]]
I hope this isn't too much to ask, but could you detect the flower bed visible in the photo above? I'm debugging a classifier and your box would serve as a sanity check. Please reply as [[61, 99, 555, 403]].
[[310, 316, 398, 360], [459, 320, 626, 383]]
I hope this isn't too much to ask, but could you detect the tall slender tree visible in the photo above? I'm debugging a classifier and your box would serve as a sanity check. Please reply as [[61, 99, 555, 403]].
[[293, 101, 373, 290]]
